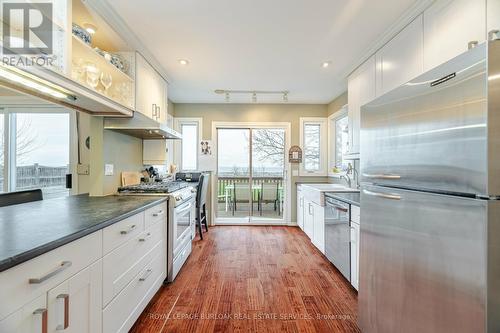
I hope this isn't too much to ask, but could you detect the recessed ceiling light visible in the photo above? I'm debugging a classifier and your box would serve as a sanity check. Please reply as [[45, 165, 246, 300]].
[[322, 61, 332, 68], [83, 23, 97, 35], [178, 59, 189, 66]]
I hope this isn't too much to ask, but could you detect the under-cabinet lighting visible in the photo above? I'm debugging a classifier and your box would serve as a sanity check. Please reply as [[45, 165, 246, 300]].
[[83, 23, 97, 35], [0, 65, 75, 100]]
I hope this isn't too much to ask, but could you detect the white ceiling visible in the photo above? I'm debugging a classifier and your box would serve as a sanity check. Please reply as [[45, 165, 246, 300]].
[[106, 0, 419, 104]]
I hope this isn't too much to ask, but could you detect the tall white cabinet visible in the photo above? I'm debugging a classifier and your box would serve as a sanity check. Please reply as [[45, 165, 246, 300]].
[[423, 0, 486, 71], [347, 55, 376, 155], [375, 15, 424, 96]]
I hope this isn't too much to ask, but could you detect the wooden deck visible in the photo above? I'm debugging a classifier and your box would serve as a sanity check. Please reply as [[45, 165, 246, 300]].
[[130, 226, 361, 333]]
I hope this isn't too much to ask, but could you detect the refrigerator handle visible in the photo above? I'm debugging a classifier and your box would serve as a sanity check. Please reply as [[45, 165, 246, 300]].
[[363, 189, 401, 201], [362, 173, 401, 180]]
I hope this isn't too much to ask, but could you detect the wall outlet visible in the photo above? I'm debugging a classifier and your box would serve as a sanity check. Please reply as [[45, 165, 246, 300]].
[[105, 164, 114, 176], [77, 164, 90, 175]]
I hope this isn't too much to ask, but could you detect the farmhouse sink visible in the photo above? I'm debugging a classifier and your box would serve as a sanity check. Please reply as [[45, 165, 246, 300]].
[[301, 184, 359, 206]]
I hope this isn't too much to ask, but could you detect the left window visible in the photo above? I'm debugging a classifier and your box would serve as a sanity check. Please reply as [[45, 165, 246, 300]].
[[175, 118, 202, 172], [0, 110, 72, 199]]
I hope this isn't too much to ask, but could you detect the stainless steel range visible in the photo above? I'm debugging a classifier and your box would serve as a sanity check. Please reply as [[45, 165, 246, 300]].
[[118, 181, 196, 282]]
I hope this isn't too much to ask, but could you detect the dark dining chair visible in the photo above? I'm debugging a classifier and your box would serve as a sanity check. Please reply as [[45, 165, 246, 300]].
[[0, 189, 43, 207], [196, 173, 210, 239]]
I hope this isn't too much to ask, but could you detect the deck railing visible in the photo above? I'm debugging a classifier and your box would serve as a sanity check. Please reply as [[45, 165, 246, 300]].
[[0, 164, 68, 191], [217, 176, 283, 202]]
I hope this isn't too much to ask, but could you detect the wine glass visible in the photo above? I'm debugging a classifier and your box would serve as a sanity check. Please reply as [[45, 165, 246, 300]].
[[100, 72, 112, 96], [85, 64, 100, 89]]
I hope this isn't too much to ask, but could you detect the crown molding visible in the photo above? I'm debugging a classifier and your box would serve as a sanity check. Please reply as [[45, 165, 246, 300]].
[[82, 0, 171, 84]]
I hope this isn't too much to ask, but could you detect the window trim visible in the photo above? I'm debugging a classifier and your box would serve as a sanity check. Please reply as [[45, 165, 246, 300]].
[[174, 117, 203, 172], [299, 117, 328, 177], [328, 105, 348, 177]]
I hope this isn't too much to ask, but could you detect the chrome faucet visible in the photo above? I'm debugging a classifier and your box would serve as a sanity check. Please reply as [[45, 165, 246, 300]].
[[340, 173, 352, 188]]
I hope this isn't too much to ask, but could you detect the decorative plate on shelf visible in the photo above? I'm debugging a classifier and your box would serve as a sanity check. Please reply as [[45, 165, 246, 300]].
[[72, 23, 91, 45]]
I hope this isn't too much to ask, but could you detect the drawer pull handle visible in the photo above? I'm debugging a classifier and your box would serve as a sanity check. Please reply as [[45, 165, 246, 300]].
[[153, 210, 165, 217], [139, 269, 153, 281], [33, 308, 48, 333], [29, 261, 72, 284], [56, 294, 69, 330], [120, 224, 136, 235], [139, 233, 152, 242]]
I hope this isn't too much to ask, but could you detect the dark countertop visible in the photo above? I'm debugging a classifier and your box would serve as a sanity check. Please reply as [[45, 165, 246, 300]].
[[0, 194, 168, 272], [325, 192, 361, 206]]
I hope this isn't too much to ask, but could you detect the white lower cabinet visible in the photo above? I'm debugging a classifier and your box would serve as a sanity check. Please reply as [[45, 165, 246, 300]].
[[297, 186, 304, 230], [350, 221, 360, 291], [47, 260, 102, 333], [312, 203, 325, 253], [303, 199, 314, 239], [0, 294, 47, 333]]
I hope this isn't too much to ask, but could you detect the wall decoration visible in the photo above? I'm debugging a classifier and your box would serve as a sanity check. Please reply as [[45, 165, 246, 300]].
[[200, 140, 212, 155], [289, 145, 302, 163]]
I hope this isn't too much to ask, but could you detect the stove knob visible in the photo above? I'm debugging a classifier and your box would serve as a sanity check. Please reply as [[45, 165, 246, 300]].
[[175, 196, 182, 201], [191, 188, 196, 193]]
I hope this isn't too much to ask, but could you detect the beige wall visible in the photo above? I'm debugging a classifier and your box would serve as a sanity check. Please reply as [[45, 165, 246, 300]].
[[327, 92, 347, 116], [174, 103, 330, 223], [77, 115, 143, 196]]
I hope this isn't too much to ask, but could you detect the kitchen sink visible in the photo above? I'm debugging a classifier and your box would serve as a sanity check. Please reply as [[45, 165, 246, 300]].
[[301, 184, 359, 206]]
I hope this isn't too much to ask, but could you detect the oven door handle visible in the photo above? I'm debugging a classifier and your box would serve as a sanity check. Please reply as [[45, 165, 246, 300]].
[[176, 202, 193, 215]]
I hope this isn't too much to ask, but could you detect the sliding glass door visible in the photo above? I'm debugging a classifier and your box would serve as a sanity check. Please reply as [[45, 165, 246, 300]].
[[216, 125, 287, 224]]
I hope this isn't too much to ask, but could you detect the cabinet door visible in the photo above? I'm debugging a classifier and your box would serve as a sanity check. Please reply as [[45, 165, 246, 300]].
[[303, 199, 314, 239], [135, 53, 154, 118], [424, 0, 486, 71], [297, 190, 304, 230], [157, 79, 168, 124], [0, 294, 47, 333], [47, 261, 102, 333], [376, 15, 424, 96], [350, 222, 360, 290], [348, 55, 376, 154], [312, 203, 325, 253]]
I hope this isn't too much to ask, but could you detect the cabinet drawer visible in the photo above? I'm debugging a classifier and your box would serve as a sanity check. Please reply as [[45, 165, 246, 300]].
[[144, 202, 167, 230], [351, 205, 360, 224], [172, 241, 191, 281], [103, 213, 144, 255], [103, 244, 165, 333], [103, 220, 164, 306], [0, 293, 47, 333], [0, 231, 102, 320]]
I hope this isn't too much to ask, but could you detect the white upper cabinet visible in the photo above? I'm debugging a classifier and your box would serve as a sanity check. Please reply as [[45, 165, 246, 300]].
[[347, 55, 376, 155], [424, 0, 486, 71], [488, 0, 500, 33], [135, 52, 168, 123], [376, 15, 424, 96]]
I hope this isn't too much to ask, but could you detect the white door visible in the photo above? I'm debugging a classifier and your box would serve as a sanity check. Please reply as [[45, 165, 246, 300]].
[[214, 124, 290, 224], [47, 261, 102, 333]]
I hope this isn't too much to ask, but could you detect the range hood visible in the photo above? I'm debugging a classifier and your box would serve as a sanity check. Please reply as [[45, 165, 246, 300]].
[[1, 64, 134, 117], [104, 112, 182, 140]]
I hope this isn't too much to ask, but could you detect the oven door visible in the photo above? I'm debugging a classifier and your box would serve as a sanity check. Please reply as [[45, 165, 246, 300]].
[[173, 199, 194, 258]]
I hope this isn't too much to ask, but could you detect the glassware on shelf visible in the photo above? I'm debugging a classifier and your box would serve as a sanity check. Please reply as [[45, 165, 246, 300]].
[[85, 63, 101, 89], [71, 58, 86, 83], [100, 72, 113, 96]]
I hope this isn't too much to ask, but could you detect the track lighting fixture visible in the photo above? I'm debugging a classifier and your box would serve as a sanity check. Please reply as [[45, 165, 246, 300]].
[[214, 89, 289, 103]]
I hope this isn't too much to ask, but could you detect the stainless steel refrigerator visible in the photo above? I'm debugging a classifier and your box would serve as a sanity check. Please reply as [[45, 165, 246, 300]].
[[359, 40, 500, 332]]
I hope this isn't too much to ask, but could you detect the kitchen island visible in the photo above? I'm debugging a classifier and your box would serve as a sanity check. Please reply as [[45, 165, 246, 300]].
[[0, 194, 168, 333]]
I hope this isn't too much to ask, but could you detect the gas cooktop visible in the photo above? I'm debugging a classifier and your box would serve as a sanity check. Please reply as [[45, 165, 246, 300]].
[[118, 180, 191, 194]]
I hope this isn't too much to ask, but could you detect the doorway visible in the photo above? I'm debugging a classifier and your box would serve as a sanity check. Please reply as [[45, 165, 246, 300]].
[[213, 123, 291, 225]]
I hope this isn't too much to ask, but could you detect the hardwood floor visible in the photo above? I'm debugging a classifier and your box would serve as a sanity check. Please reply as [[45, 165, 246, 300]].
[[130, 226, 361, 333]]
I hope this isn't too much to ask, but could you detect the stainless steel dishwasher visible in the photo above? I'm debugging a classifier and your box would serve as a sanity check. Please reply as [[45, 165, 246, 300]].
[[325, 197, 351, 282]]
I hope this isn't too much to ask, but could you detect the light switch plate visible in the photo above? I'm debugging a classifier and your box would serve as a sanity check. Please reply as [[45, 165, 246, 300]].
[[77, 164, 90, 175], [105, 164, 114, 176]]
